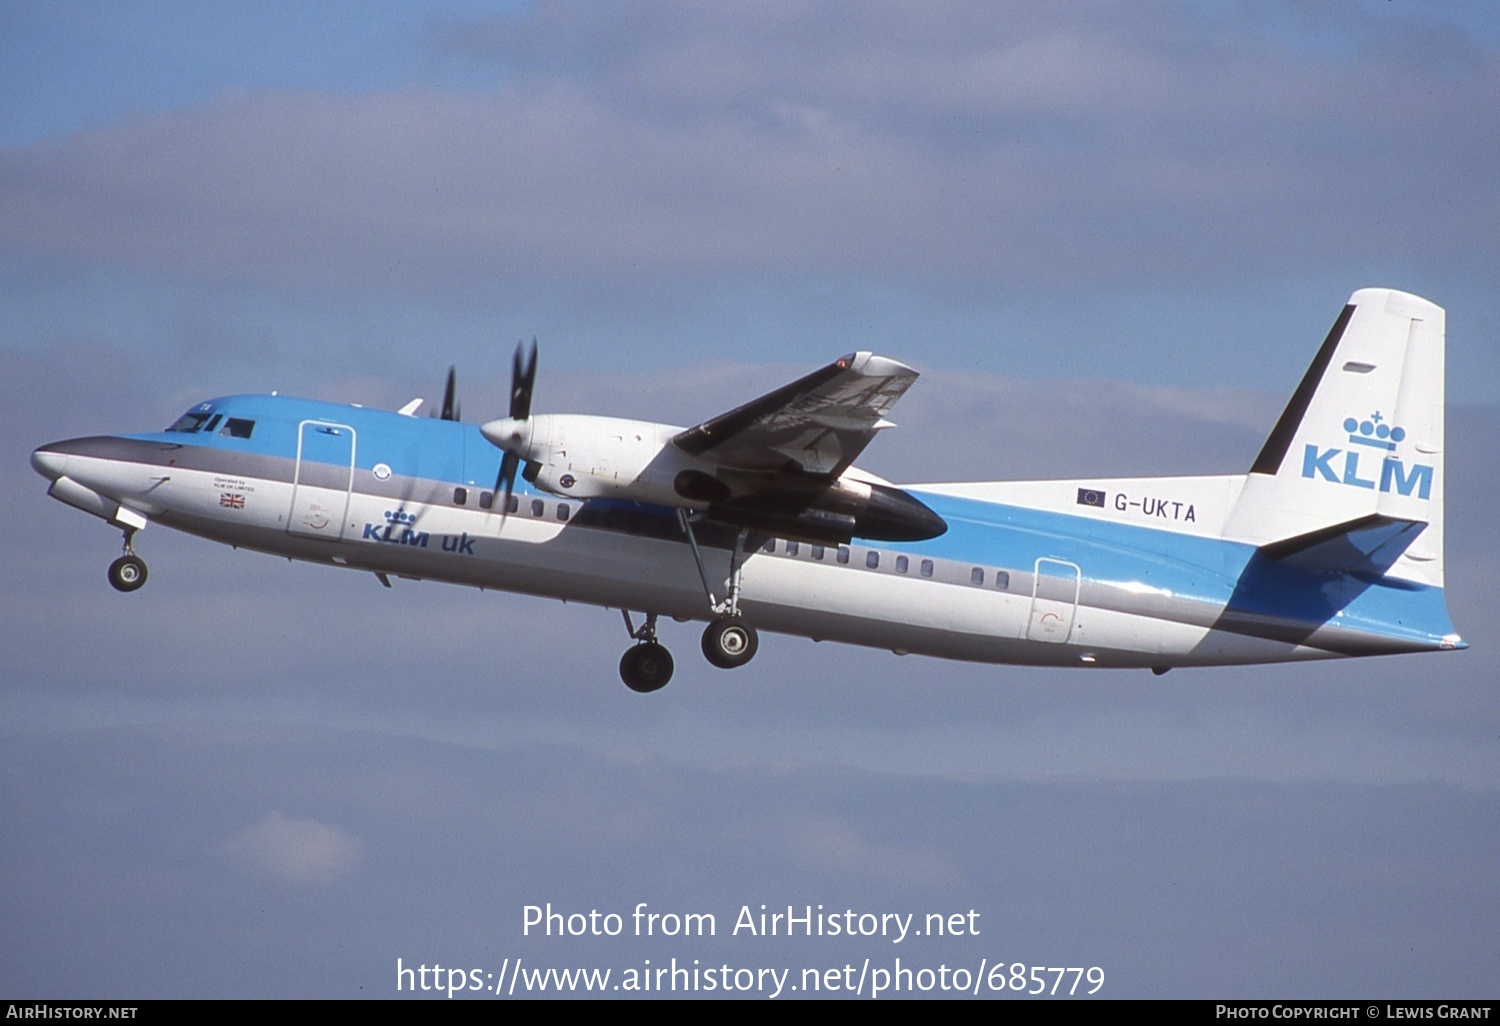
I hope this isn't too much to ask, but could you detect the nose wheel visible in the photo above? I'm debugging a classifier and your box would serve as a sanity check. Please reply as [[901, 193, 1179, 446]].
[[107, 527, 148, 592], [108, 554, 148, 592]]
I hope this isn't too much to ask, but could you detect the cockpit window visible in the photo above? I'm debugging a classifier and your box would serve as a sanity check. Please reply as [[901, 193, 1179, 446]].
[[220, 418, 255, 438], [166, 411, 212, 433]]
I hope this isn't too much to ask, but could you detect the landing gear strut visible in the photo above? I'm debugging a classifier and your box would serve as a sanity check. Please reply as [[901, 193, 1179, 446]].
[[619, 611, 673, 693], [677, 511, 761, 671], [107, 528, 148, 593]]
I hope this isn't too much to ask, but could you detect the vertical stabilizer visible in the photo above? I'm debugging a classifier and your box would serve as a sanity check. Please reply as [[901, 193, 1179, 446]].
[[1225, 289, 1445, 587]]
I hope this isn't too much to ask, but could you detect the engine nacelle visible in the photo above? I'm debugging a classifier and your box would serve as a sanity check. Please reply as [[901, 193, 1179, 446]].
[[482, 412, 946, 543], [496, 414, 698, 505], [704, 479, 945, 544]]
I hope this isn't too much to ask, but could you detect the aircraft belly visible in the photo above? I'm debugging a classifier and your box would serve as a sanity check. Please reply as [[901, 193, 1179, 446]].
[[735, 556, 1385, 667]]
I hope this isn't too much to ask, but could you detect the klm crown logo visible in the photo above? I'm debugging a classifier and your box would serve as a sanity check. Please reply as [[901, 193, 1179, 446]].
[[1302, 411, 1432, 499], [1345, 412, 1406, 451]]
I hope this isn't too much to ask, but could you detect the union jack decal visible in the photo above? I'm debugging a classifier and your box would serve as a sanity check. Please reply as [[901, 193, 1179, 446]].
[[220, 493, 245, 509]]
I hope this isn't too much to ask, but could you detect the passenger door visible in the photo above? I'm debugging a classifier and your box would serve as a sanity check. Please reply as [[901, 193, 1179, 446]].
[[289, 421, 356, 540]]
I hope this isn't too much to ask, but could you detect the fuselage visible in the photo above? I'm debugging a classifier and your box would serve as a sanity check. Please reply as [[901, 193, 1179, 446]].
[[30, 392, 1462, 672]]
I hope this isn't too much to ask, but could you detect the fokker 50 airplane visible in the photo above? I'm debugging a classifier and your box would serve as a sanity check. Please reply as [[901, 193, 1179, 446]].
[[31, 288, 1464, 692]]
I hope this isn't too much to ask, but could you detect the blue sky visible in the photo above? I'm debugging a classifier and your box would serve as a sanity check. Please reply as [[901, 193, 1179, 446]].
[[3, 1, 1498, 999]]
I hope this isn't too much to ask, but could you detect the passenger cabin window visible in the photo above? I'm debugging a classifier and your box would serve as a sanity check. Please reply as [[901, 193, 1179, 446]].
[[480, 491, 494, 510], [920, 559, 934, 578], [895, 555, 909, 574], [221, 418, 255, 438], [866, 551, 880, 569], [454, 487, 468, 505], [530, 498, 544, 517], [506, 495, 519, 514], [811, 545, 825, 561], [786, 540, 799, 556], [995, 570, 1010, 590], [556, 504, 569, 522], [970, 567, 985, 585], [837, 546, 850, 565]]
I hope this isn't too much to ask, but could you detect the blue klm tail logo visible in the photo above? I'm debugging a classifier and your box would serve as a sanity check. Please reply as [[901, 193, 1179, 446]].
[[1301, 412, 1432, 499]]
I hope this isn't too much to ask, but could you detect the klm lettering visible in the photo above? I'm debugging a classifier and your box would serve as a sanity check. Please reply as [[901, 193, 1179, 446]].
[[361, 523, 476, 555], [1301, 445, 1432, 499], [362, 522, 430, 547]]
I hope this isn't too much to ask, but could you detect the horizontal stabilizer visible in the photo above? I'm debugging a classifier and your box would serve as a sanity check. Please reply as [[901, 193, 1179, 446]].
[[1257, 513, 1426, 575]]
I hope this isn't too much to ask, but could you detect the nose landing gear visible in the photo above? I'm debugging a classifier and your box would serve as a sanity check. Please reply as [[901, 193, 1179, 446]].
[[107, 528, 148, 593], [108, 554, 148, 592]]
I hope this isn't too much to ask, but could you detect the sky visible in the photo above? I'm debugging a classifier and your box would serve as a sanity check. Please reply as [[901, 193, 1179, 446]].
[[2, 0, 1497, 1000]]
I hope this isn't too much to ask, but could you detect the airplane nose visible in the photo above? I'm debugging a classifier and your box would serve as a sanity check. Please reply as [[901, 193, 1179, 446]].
[[30, 445, 69, 481]]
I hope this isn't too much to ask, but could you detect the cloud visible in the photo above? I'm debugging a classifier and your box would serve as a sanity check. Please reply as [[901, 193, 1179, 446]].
[[778, 815, 964, 887], [220, 811, 362, 885], [3, 2, 1496, 305]]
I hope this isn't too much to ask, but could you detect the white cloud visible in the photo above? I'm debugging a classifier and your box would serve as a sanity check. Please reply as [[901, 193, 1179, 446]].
[[781, 815, 963, 887], [220, 811, 362, 885]]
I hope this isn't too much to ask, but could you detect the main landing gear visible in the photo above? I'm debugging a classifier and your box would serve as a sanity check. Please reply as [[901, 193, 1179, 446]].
[[615, 514, 763, 693], [701, 614, 758, 669], [619, 611, 674, 693], [107, 528, 148, 593], [678, 511, 760, 672]]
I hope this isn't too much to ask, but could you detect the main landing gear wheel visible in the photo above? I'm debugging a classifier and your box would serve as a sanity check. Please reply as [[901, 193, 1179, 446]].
[[620, 642, 674, 693], [107, 554, 148, 593], [702, 615, 758, 669]]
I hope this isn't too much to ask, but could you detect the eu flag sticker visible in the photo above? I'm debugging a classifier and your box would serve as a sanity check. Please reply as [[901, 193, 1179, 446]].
[[1077, 488, 1106, 508]]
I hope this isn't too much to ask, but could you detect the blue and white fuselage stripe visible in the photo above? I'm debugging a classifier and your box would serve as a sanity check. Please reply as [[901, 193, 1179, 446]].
[[76, 393, 1454, 666]]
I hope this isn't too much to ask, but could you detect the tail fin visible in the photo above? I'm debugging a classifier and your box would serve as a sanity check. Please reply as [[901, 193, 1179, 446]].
[[1226, 288, 1446, 588]]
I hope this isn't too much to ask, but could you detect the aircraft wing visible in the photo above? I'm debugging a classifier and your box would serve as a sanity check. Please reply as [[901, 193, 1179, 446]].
[[672, 352, 917, 478]]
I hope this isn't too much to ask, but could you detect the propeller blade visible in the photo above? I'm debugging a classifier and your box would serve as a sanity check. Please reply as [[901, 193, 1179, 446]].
[[487, 338, 538, 518], [510, 338, 537, 420], [496, 451, 519, 515], [441, 365, 459, 421]]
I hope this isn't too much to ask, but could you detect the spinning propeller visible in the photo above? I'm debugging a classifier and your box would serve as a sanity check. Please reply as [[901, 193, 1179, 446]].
[[481, 338, 539, 513]]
